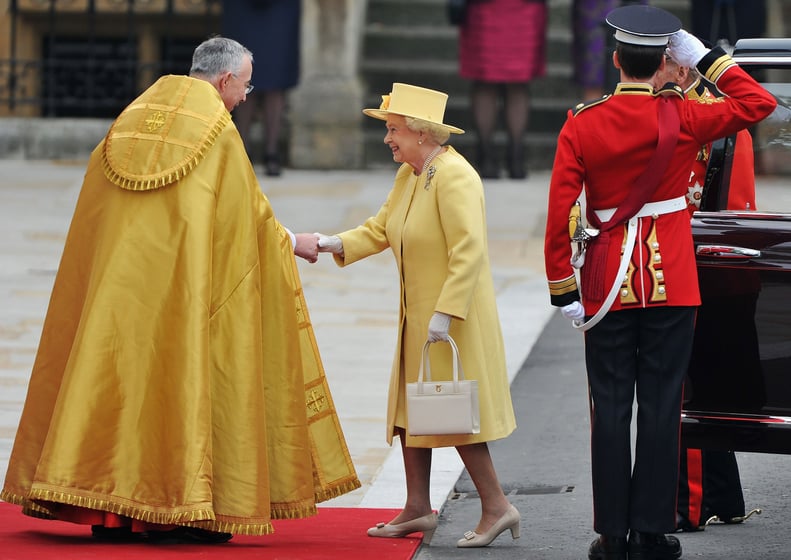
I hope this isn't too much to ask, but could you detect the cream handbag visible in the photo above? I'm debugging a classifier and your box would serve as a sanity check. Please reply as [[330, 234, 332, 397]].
[[406, 336, 480, 436]]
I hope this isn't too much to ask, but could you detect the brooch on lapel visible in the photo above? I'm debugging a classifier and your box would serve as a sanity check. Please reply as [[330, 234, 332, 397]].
[[424, 165, 436, 191]]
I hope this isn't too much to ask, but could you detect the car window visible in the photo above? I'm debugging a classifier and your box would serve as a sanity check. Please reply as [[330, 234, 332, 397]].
[[748, 72, 791, 212]]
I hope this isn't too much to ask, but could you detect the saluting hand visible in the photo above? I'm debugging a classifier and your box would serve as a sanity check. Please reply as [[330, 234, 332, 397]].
[[667, 29, 708, 68]]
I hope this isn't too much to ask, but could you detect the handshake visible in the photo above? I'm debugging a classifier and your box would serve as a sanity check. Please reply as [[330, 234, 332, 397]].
[[293, 232, 343, 263], [293, 231, 453, 342]]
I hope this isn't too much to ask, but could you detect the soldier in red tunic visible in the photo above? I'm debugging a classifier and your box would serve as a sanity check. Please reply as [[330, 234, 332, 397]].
[[543, 5, 777, 560]]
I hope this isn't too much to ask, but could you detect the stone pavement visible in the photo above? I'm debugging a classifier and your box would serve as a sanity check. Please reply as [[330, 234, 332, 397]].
[[4, 160, 791, 559], [0, 159, 555, 511]]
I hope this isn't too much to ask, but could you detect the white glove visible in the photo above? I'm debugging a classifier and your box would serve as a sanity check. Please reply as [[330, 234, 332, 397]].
[[561, 301, 585, 322], [667, 30, 708, 68], [427, 312, 452, 342], [316, 233, 344, 255]]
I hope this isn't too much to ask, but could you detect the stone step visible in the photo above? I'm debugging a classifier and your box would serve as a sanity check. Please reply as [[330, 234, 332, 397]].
[[364, 128, 560, 176], [359, 0, 692, 171], [366, 0, 454, 26], [0, 0, 696, 166], [360, 0, 575, 170], [362, 22, 574, 64], [361, 87, 571, 147]]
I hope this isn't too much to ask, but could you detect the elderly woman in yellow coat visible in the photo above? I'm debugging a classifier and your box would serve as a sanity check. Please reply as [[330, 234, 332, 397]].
[[316, 83, 519, 548]]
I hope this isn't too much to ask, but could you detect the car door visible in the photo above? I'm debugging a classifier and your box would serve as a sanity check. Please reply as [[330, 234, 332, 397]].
[[683, 39, 791, 453]]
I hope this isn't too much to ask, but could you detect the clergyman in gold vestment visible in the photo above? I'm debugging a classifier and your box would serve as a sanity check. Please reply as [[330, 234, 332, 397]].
[[0, 37, 359, 542]]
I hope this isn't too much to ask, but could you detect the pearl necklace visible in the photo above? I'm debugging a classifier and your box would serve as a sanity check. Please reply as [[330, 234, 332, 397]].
[[420, 145, 443, 191], [419, 145, 443, 176]]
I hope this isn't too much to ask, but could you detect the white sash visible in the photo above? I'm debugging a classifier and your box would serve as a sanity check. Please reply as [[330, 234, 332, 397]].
[[573, 196, 687, 332]]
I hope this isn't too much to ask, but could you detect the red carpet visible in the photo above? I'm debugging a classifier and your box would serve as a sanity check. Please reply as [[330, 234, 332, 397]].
[[0, 503, 423, 560]]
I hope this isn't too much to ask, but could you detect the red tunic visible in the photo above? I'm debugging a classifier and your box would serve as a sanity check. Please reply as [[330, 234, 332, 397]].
[[544, 48, 776, 315], [685, 80, 757, 214]]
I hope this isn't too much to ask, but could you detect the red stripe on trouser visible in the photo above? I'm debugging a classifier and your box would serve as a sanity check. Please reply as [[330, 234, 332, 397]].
[[687, 448, 704, 526]]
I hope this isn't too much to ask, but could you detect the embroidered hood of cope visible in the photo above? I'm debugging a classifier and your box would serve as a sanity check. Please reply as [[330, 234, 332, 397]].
[[101, 75, 230, 191]]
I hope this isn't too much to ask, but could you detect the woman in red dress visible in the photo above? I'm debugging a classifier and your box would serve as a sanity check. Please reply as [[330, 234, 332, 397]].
[[459, 0, 547, 179]]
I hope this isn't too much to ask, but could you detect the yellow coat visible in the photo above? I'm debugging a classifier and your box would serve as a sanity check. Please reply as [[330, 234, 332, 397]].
[[335, 147, 516, 448], [1, 75, 359, 535]]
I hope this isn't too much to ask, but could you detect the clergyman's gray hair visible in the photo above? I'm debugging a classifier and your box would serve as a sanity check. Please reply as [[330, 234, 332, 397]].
[[189, 36, 253, 79]]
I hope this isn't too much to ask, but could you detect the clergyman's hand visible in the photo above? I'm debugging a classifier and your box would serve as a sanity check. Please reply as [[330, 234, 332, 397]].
[[294, 233, 320, 263]]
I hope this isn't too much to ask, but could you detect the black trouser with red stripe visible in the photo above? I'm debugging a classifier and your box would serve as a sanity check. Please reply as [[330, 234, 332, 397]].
[[677, 448, 745, 530], [585, 306, 696, 537]]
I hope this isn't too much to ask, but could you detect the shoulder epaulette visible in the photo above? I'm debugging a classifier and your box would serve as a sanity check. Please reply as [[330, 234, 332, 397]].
[[691, 79, 709, 99], [572, 95, 611, 116], [654, 82, 685, 99]]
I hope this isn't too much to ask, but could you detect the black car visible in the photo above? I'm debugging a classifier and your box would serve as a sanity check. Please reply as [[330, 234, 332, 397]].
[[682, 38, 791, 454]]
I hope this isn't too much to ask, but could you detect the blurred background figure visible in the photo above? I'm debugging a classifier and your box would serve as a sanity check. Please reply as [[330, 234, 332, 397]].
[[691, 0, 767, 51], [223, 0, 301, 177], [458, 0, 547, 180], [571, 0, 647, 102]]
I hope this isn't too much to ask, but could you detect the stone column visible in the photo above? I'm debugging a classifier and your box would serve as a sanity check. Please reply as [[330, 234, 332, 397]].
[[289, 0, 366, 169]]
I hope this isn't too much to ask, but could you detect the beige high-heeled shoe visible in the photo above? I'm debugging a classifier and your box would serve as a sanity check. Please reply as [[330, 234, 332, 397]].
[[456, 504, 521, 548], [367, 511, 438, 544]]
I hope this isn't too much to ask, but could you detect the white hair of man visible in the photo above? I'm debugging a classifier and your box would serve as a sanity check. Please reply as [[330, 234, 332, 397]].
[[189, 36, 253, 80]]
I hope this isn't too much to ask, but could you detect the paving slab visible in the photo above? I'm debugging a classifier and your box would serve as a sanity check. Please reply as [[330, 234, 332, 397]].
[[0, 160, 554, 511]]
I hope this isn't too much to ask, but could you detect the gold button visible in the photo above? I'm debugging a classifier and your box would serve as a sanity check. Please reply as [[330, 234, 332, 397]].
[[658, 287, 666, 295]]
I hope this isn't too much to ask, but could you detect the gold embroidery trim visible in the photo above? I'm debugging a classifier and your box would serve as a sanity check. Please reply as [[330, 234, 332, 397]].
[[548, 275, 578, 296], [646, 223, 667, 303], [706, 54, 734, 83], [619, 225, 638, 305]]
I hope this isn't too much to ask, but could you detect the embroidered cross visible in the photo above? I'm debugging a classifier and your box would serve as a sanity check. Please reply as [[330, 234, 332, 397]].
[[145, 111, 166, 132], [306, 389, 326, 413]]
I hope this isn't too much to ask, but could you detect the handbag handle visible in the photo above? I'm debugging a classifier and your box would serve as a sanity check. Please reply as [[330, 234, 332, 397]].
[[416, 336, 466, 393]]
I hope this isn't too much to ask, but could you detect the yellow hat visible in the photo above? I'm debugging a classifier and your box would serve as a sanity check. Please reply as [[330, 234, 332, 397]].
[[363, 83, 464, 134]]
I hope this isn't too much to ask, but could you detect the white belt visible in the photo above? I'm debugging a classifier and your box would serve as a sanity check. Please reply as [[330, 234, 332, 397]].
[[594, 196, 687, 222], [573, 195, 687, 332]]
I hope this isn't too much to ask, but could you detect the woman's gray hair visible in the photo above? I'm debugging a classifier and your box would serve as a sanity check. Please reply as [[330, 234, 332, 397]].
[[405, 117, 451, 145], [189, 36, 253, 79]]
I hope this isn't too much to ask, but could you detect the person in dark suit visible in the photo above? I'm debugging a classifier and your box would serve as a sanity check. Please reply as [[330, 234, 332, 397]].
[[222, 0, 301, 176], [691, 0, 767, 49], [457, 0, 548, 179]]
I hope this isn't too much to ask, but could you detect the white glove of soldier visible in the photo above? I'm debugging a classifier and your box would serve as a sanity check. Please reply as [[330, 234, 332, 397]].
[[316, 233, 344, 255], [561, 301, 586, 322], [667, 29, 708, 68], [427, 312, 452, 342]]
